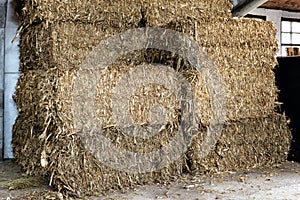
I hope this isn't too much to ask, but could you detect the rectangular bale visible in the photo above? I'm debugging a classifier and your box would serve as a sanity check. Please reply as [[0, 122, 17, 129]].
[[20, 17, 278, 71], [187, 115, 292, 173], [189, 64, 278, 126], [13, 67, 186, 197], [16, 36, 279, 125], [18, 0, 233, 25], [13, 66, 291, 195], [16, 47, 278, 126]]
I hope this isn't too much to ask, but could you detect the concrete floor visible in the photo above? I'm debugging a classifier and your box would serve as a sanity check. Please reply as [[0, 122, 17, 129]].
[[95, 162, 300, 200], [0, 160, 300, 200], [0, 160, 50, 199]]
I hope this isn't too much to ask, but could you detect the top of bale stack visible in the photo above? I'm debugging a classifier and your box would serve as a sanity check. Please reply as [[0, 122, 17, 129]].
[[18, 0, 233, 26], [20, 17, 278, 71]]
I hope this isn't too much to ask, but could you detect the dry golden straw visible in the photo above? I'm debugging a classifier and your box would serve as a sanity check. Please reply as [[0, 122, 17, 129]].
[[13, 0, 291, 198]]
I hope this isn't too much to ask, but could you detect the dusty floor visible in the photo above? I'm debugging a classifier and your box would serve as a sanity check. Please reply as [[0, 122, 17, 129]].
[[0, 160, 300, 200], [0, 160, 50, 199]]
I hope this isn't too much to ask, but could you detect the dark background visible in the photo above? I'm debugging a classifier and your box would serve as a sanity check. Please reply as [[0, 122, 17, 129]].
[[276, 56, 300, 162]]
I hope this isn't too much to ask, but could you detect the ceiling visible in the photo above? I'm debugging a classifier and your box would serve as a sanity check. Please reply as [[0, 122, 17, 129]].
[[260, 0, 300, 12]]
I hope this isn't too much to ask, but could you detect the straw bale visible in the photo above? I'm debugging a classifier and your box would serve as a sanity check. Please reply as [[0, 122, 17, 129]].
[[13, 115, 185, 197], [164, 17, 278, 51], [187, 115, 292, 173], [127, 45, 278, 126], [19, 17, 278, 71], [14, 2, 287, 197], [184, 66, 277, 126], [13, 67, 186, 197], [18, 0, 232, 26], [13, 63, 281, 188], [20, 22, 121, 71], [18, 16, 279, 124], [14, 66, 181, 129], [95, 65, 180, 128], [15, 54, 278, 127], [13, 65, 290, 194], [116, 50, 278, 126]]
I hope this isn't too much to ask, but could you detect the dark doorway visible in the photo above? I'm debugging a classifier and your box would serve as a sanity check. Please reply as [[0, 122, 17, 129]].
[[276, 56, 300, 162]]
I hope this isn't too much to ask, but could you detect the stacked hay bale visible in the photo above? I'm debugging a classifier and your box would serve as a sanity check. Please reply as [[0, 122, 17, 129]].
[[187, 115, 291, 173], [18, 0, 233, 25], [13, 0, 291, 197]]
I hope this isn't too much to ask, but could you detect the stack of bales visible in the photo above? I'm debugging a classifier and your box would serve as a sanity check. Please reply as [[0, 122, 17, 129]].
[[13, 0, 291, 198]]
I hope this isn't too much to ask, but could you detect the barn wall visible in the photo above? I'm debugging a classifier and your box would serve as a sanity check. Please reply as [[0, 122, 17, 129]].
[[2, 0, 19, 159], [249, 8, 300, 56], [0, 0, 7, 160]]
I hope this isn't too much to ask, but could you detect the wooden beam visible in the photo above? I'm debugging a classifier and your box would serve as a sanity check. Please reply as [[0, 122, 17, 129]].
[[232, 0, 269, 17]]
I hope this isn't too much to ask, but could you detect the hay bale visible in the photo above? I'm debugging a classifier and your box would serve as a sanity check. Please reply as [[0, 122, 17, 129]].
[[20, 18, 278, 71], [14, 66, 181, 129], [187, 115, 292, 173], [184, 67, 277, 126], [13, 62, 282, 196], [18, 0, 232, 26], [13, 66, 188, 197], [13, 115, 185, 197], [15, 56, 278, 128], [14, 1, 289, 197], [165, 17, 278, 50], [95, 65, 180, 128], [18, 16, 280, 124]]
